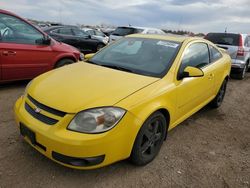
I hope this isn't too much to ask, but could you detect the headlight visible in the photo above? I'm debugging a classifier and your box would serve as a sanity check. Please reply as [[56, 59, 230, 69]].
[[68, 107, 126, 133], [102, 38, 109, 44], [79, 53, 84, 61]]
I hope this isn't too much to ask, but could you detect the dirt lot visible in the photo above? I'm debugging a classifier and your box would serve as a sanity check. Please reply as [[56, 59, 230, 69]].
[[0, 75, 250, 188]]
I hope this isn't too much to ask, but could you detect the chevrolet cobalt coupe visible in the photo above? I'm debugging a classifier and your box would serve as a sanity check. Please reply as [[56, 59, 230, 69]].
[[14, 34, 231, 169]]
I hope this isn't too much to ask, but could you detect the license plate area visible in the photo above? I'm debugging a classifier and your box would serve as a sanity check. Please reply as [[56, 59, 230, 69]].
[[20, 123, 36, 145]]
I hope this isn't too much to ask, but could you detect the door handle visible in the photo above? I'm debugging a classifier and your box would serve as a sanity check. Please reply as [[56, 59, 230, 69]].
[[2, 51, 16, 56]]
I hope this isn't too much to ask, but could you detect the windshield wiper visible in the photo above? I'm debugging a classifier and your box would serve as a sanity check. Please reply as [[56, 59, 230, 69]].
[[101, 64, 135, 73]]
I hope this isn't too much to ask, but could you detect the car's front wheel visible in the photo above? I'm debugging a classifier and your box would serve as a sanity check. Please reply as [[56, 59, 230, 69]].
[[209, 79, 228, 108], [130, 112, 167, 166], [96, 44, 105, 51], [55, 58, 74, 68]]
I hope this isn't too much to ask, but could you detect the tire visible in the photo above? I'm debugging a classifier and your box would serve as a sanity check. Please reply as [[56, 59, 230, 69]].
[[130, 112, 167, 166], [96, 44, 105, 51], [209, 79, 228, 108], [55, 59, 74, 68]]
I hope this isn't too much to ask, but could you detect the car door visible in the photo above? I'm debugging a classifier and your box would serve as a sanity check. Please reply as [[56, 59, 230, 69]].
[[175, 42, 215, 119], [52, 28, 79, 48], [72, 28, 97, 54], [0, 12, 54, 81]]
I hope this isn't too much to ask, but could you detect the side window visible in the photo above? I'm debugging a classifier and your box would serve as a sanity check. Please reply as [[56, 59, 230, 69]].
[[72, 29, 88, 37], [95, 30, 105, 37], [58, 28, 73, 36], [244, 37, 248, 47], [209, 45, 222, 62], [0, 13, 44, 45], [180, 43, 210, 72], [51, 29, 60, 34], [246, 36, 250, 47], [86, 30, 95, 35]]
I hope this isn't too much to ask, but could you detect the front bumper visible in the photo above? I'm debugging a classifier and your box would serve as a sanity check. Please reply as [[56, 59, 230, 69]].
[[14, 96, 142, 169]]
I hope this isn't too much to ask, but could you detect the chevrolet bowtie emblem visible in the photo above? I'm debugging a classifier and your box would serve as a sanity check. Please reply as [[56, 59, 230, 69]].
[[34, 107, 41, 113]]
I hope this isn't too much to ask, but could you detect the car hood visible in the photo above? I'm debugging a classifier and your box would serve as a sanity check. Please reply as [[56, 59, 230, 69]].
[[28, 62, 159, 113]]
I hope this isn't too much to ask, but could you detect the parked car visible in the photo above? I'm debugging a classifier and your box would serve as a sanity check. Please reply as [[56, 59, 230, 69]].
[[0, 9, 81, 83], [109, 26, 165, 42], [15, 34, 231, 169], [101, 28, 115, 36], [205, 32, 250, 79], [43, 26, 106, 54], [82, 28, 109, 44]]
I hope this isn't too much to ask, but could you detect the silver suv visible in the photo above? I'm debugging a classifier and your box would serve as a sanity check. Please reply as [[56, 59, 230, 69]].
[[205, 33, 250, 79]]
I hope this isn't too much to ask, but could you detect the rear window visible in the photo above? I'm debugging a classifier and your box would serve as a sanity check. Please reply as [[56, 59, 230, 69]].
[[205, 33, 240, 46], [112, 27, 143, 36]]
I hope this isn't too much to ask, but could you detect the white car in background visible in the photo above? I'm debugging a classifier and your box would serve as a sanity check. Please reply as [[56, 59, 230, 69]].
[[82, 28, 109, 44], [109, 26, 165, 42]]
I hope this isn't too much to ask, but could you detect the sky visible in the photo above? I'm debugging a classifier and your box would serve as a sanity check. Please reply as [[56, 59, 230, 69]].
[[1, 0, 250, 34]]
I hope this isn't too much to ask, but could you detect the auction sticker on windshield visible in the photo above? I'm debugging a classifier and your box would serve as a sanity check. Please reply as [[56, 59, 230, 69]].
[[157, 41, 179, 48]]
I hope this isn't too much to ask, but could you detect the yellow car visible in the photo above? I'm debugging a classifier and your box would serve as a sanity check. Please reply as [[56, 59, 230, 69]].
[[14, 34, 231, 169]]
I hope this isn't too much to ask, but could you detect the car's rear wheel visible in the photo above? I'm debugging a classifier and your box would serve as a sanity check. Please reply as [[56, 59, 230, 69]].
[[55, 58, 74, 68], [209, 79, 228, 108], [130, 112, 167, 166]]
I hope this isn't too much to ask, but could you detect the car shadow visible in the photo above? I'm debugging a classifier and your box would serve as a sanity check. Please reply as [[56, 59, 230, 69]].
[[0, 80, 30, 90]]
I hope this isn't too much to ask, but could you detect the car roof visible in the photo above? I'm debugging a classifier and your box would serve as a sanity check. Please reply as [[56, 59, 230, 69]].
[[43, 25, 79, 31], [126, 34, 195, 43], [117, 26, 162, 31], [207, 32, 248, 36]]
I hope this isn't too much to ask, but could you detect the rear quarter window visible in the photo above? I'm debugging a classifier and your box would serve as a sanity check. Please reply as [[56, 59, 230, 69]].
[[209, 45, 223, 62]]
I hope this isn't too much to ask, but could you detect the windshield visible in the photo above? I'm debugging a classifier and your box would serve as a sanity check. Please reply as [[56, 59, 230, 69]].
[[112, 27, 143, 36], [89, 37, 181, 77], [205, 33, 240, 46]]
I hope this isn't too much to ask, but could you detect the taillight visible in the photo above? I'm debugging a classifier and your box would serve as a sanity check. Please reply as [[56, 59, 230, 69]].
[[237, 35, 244, 56]]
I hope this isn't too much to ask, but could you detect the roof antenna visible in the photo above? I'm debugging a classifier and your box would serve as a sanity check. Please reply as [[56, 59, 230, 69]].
[[225, 27, 227, 33]]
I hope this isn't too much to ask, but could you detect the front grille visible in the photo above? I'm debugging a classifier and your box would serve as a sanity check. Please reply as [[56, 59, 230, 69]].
[[27, 95, 66, 117], [25, 95, 67, 125], [25, 103, 58, 125]]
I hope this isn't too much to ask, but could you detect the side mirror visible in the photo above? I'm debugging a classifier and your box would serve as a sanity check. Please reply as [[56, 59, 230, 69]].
[[36, 35, 51, 45], [43, 35, 51, 45], [84, 53, 95, 60], [178, 66, 204, 80]]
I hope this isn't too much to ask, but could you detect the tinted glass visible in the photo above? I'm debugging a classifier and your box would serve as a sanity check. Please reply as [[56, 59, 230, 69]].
[[209, 45, 222, 62], [0, 13, 43, 44], [58, 28, 73, 35], [86, 30, 95, 35], [95, 30, 105, 37], [72, 29, 88, 37], [112, 27, 142, 36], [90, 38, 180, 77], [205, 33, 240, 46], [180, 43, 209, 72]]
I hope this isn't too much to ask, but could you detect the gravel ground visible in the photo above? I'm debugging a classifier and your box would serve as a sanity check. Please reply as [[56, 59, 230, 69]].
[[0, 74, 250, 188]]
